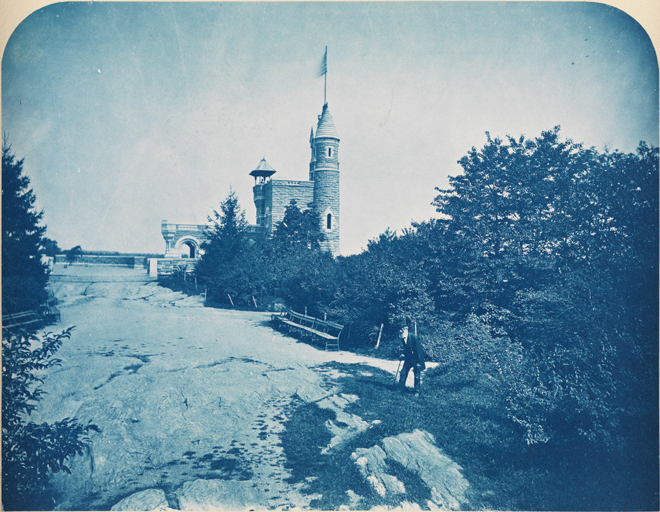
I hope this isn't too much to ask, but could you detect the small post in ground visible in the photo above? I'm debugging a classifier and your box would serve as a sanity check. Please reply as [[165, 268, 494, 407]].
[[375, 323, 384, 348]]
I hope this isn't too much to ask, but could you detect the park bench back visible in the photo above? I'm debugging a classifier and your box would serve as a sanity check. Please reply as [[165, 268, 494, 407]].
[[2, 311, 44, 331], [271, 309, 343, 351]]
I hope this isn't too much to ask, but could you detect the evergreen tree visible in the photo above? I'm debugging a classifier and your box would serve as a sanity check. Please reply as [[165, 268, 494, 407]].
[[2, 136, 49, 314], [196, 190, 260, 306]]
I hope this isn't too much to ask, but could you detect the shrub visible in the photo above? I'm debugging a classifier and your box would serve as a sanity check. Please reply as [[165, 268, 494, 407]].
[[2, 327, 94, 510]]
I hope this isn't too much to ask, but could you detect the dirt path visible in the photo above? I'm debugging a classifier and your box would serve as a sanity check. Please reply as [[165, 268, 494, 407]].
[[38, 274, 424, 510]]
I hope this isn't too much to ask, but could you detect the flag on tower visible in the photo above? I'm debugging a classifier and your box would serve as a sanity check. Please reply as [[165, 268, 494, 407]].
[[318, 46, 327, 77]]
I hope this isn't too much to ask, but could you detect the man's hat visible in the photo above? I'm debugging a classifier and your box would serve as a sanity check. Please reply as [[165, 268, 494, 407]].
[[397, 318, 409, 330]]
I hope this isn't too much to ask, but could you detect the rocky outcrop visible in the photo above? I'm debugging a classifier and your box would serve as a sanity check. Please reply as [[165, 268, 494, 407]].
[[110, 489, 169, 511], [351, 430, 469, 510], [352, 445, 406, 497], [317, 393, 371, 453], [175, 479, 267, 511]]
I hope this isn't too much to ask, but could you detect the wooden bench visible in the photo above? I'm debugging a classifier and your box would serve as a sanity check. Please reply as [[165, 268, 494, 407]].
[[2, 310, 44, 331], [3, 299, 61, 333], [271, 310, 343, 351]]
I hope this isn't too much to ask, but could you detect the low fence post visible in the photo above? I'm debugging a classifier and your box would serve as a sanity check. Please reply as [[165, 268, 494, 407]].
[[375, 323, 384, 348]]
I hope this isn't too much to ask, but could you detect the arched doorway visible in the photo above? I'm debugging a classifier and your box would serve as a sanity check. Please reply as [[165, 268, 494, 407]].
[[176, 237, 200, 259]]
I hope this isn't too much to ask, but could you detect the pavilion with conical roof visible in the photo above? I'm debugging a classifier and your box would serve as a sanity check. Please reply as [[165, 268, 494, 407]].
[[249, 157, 277, 184]]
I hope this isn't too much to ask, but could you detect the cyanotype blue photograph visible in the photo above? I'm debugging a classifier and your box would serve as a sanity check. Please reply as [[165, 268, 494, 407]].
[[2, 2, 658, 510]]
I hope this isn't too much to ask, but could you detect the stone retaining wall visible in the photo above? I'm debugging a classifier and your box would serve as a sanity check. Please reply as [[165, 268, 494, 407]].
[[54, 255, 148, 268]]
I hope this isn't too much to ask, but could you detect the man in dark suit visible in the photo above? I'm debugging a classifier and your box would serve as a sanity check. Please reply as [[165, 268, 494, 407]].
[[397, 321, 426, 393]]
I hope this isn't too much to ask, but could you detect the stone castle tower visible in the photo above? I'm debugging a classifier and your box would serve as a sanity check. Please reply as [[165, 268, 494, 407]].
[[250, 102, 340, 256], [309, 104, 340, 255], [160, 102, 341, 263]]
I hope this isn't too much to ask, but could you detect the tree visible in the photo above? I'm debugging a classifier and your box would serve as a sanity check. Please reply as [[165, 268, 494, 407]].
[[195, 190, 261, 306], [264, 200, 336, 314], [41, 238, 61, 257], [270, 200, 325, 251], [2, 136, 49, 314], [430, 128, 658, 446], [329, 229, 435, 350], [66, 245, 83, 263], [2, 328, 94, 510]]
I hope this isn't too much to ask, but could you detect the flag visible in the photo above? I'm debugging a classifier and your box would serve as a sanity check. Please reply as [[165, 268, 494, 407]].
[[318, 47, 327, 78]]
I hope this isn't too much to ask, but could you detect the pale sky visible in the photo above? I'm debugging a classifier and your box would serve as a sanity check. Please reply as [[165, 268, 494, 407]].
[[2, 2, 658, 255]]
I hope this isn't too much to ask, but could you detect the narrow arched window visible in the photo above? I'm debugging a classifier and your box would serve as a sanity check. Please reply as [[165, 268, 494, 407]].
[[328, 147, 332, 157], [327, 213, 332, 230]]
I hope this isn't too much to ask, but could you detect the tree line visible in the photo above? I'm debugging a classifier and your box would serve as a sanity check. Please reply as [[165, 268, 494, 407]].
[[195, 127, 658, 452]]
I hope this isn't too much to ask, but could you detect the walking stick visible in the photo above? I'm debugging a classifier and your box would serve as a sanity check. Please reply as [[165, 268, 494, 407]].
[[393, 359, 403, 385]]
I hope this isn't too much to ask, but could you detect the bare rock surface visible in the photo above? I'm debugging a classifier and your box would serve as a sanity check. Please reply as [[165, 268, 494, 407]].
[[317, 393, 371, 454], [175, 479, 267, 510], [110, 489, 169, 511], [352, 430, 469, 510], [37, 267, 459, 510], [352, 445, 407, 497]]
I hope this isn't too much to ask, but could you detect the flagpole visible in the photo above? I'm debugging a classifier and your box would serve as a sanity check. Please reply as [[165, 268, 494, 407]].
[[324, 46, 327, 105]]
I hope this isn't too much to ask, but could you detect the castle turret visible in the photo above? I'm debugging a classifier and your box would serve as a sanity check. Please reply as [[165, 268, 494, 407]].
[[309, 127, 316, 176], [310, 103, 340, 256], [250, 158, 276, 228]]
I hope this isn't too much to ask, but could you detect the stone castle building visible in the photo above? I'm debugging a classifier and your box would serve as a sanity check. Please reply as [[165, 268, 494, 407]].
[[159, 102, 340, 263], [251, 103, 340, 255]]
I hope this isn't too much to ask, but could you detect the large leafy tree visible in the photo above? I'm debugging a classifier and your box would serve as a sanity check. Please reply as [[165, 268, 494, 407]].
[[41, 237, 61, 257], [430, 128, 658, 445], [66, 245, 83, 264], [264, 200, 337, 314], [2, 137, 49, 313], [269, 200, 325, 251], [329, 229, 435, 350]]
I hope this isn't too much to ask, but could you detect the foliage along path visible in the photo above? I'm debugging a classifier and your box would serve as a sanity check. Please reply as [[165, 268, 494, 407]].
[[36, 273, 465, 511]]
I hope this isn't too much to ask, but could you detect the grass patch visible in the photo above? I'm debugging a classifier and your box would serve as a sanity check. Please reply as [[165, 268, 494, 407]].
[[280, 394, 336, 484], [280, 362, 658, 511]]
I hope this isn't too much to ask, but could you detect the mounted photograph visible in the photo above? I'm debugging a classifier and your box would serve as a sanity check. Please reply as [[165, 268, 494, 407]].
[[2, 1, 658, 510]]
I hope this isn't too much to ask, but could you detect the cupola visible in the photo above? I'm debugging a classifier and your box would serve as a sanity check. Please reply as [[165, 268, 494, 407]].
[[249, 157, 276, 184]]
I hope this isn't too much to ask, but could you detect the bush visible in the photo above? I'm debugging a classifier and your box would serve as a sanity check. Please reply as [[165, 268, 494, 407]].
[[2, 327, 94, 510]]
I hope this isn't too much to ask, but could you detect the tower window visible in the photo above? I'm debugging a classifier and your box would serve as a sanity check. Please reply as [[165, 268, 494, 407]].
[[327, 147, 332, 157], [327, 213, 332, 230]]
